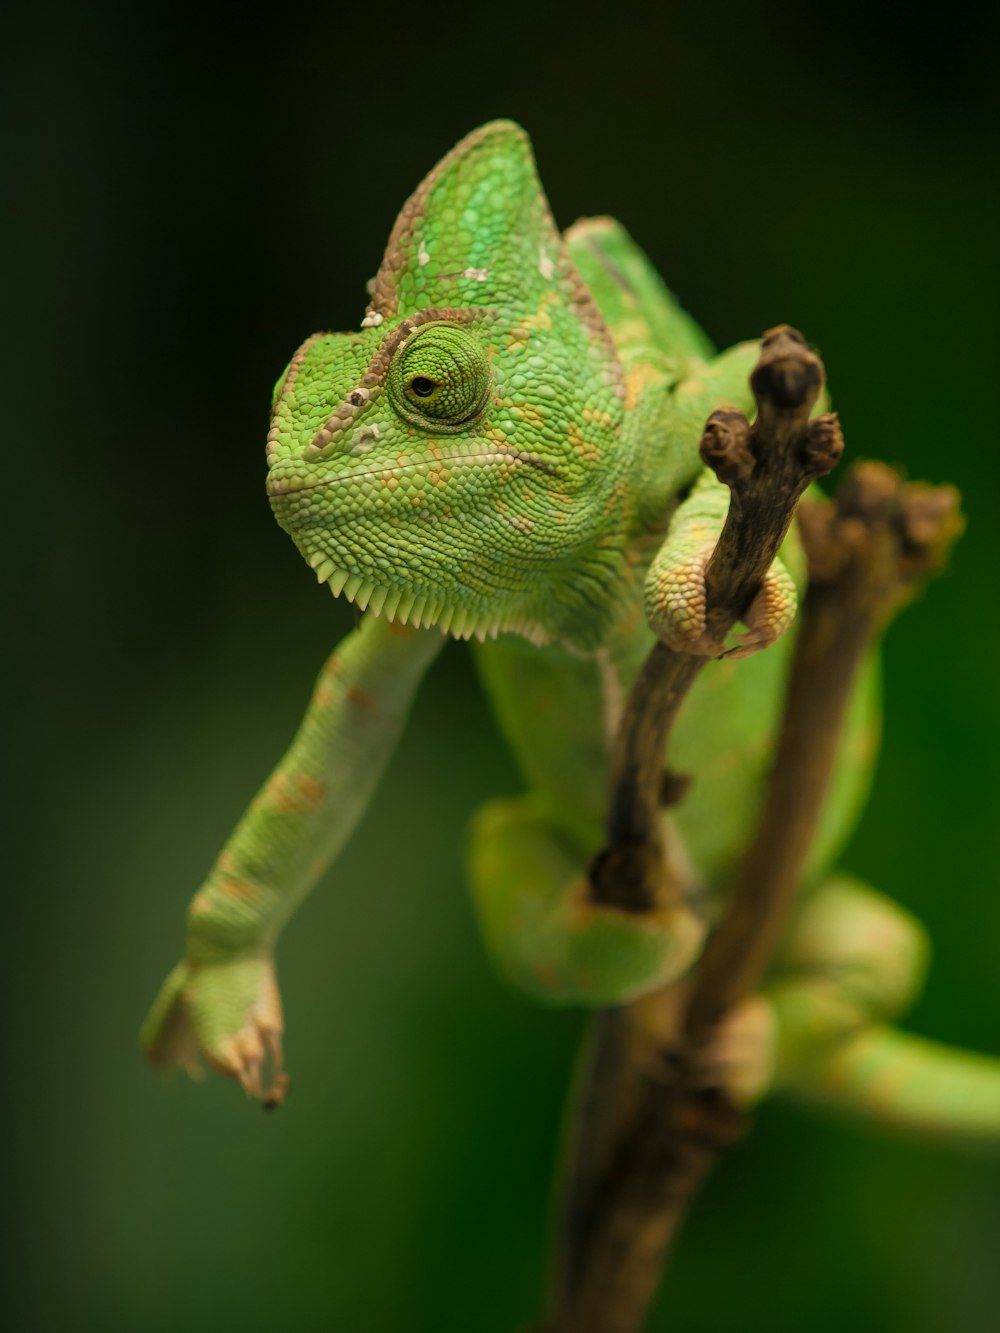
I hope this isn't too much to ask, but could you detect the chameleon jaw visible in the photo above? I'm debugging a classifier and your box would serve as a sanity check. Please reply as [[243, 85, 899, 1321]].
[[306, 551, 548, 645]]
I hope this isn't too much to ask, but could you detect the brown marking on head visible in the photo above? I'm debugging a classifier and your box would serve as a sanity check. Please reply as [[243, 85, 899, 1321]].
[[267, 333, 326, 464], [559, 262, 625, 402], [303, 308, 485, 459], [364, 120, 497, 320], [190, 892, 213, 916]]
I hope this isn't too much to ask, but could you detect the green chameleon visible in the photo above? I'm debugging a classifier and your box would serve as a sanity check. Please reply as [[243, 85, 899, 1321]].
[[143, 121, 1000, 1137]]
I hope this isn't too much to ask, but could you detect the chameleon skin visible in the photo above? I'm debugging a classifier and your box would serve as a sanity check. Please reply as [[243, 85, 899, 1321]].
[[142, 616, 443, 1092], [143, 121, 1000, 1137], [783, 1029, 1000, 1146], [645, 469, 799, 656]]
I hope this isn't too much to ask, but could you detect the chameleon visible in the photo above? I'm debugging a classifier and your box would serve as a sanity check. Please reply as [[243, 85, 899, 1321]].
[[143, 120, 1000, 1138]]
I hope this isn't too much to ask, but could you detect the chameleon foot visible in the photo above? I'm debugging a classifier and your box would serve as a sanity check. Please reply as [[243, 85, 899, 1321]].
[[691, 995, 777, 1106], [469, 796, 706, 1006], [645, 542, 796, 659], [141, 954, 289, 1106]]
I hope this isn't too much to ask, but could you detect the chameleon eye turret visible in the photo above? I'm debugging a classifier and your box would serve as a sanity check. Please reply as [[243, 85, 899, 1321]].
[[263, 121, 630, 647], [388, 322, 491, 430]]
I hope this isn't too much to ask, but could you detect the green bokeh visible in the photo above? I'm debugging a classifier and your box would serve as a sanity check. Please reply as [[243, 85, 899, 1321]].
[[6, 2, 999, 1330]]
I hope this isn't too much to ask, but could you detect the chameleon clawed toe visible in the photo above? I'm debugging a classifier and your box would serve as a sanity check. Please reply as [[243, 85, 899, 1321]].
[[645, 539, 797, 659]]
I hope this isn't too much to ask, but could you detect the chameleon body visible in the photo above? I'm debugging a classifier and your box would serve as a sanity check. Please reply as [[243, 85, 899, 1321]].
[[143, 122, 1000, 1137]]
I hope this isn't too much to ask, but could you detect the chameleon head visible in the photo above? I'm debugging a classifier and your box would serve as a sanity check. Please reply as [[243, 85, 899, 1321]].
[[266, 120, 629, 646]]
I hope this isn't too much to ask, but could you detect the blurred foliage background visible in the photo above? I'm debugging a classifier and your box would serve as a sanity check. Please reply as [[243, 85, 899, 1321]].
[[5, 2, 999, 1329]]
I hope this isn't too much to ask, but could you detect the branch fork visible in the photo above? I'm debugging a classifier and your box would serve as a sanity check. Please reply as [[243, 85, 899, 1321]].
[[545, 326, 963, 1333]]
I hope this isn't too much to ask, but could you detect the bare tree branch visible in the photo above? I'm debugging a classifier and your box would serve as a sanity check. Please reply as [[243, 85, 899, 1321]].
[[544, 329, 963, 1333], [589, 326, 840, 916]]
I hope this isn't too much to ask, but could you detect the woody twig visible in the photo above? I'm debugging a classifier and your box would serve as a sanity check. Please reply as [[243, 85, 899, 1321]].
[[545, 330, 962, 1333]]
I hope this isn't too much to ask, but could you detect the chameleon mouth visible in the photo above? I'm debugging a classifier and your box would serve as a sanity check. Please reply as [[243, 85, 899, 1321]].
[[305, 552, 548, 645], [266, 447, 559, 499]]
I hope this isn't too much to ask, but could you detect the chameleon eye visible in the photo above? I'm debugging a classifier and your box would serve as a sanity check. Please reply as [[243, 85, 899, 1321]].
[[389, 323, 491, 431]]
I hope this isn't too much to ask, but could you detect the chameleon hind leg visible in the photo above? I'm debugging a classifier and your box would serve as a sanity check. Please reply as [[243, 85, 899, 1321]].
[[467, 796, 705, 1006]]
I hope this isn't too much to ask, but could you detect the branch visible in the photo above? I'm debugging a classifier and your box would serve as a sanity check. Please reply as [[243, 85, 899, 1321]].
[[589, 326, 841, 915], [685, 462, 963, 1038], [545, 333, 963, 1333]]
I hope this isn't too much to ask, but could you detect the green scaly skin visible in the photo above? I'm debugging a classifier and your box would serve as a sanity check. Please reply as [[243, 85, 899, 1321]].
[[143, 122, 1000, 1142]]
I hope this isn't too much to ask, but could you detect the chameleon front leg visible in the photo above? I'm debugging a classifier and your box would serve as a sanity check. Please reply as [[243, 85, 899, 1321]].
[[467, 796, 704, 1006], [645, 467, 798, 657], [142, 615, 444, 1101], [645, 343, 799, 657]]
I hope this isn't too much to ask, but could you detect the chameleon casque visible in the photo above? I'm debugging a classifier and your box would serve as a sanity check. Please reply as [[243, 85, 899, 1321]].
[[143, 121, 1000, 1136]]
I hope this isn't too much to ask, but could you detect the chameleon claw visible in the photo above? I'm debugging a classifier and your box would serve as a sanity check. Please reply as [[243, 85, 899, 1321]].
[[690, 996, 777, 1106], [724, 560, 797, 660], [142, 953, 289, 1106], [228, 1022, 288, 1107]]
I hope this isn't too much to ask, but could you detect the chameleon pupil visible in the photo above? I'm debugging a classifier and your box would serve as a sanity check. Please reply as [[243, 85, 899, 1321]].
[[388, 321, 491, 429]]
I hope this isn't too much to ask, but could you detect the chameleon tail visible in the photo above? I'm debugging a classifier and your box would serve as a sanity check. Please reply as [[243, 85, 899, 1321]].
[[786, 1025, 1000, 1149]]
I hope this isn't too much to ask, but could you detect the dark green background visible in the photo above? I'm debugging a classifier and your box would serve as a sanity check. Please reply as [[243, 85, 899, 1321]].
[[6, 2, 999, 1330]]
